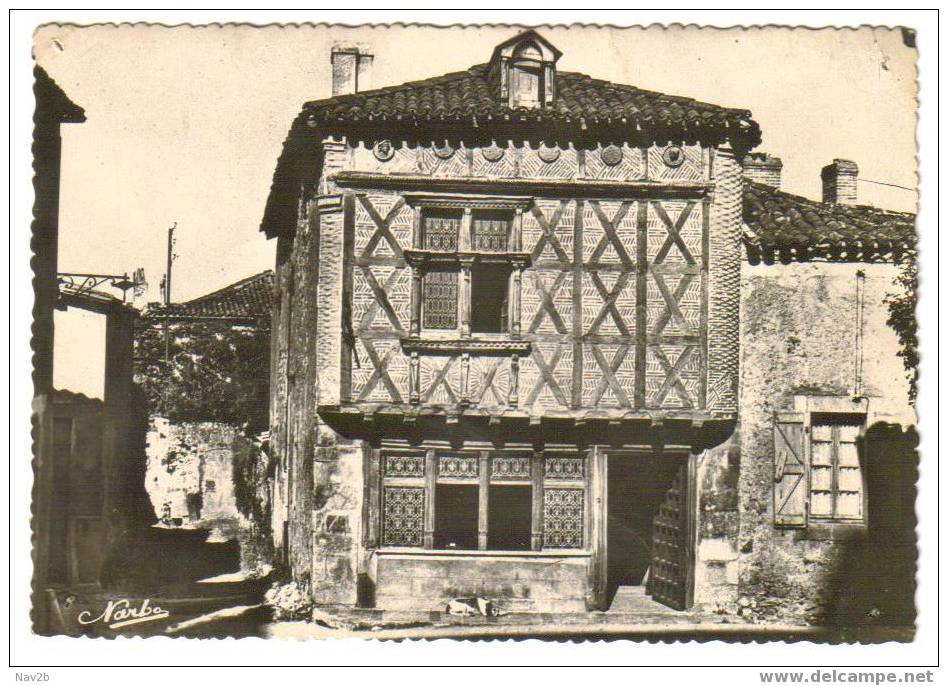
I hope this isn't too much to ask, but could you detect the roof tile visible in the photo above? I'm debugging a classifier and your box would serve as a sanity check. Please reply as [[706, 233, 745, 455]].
[[146, 271, 273, 322], [743, 180, 916, 262]]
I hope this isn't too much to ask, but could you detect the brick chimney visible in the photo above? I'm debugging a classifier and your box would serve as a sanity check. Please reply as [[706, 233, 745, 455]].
[[331, 46, 373, 96], [821, 159, 859, 205], [742, 152, 783, 189]]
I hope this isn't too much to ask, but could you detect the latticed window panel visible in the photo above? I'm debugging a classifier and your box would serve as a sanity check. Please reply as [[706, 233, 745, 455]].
[[472, 211, 511, 252], [384, 454, 426, 478], [543, 488, 585, 548], [423, 209, 461, 251], [382, 486, 426, 546], [422, 269, 459, 329]]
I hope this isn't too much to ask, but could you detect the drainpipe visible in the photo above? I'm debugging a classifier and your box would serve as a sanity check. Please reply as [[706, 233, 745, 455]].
[[853, 269, 866, 398]]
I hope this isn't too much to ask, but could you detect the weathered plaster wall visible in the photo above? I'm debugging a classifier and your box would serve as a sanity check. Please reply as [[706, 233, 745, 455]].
[[144, 418, 243, 525], [737, 261, 916, 626], [693, 432, 741, 612], [374, 554, 589, 613]]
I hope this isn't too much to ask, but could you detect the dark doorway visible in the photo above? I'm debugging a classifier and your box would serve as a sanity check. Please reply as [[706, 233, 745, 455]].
[[434, 484, 478, 549], [471, 264, 511, 333], [607, 453, 684, 594], [48, 417, 73, 584], [488, 485, 531, 550]]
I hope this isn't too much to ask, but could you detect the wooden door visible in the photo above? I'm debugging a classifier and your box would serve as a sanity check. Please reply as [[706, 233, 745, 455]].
[[587, 446, 609, 610], [646, 456, 696, 610]]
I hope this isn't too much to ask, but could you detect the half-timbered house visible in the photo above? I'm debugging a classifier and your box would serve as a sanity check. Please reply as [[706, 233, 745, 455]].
[[260, 31, 917, 622]]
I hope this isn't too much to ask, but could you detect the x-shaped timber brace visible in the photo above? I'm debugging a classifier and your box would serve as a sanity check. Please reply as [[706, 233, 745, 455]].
[[343, 193, 709, 415]]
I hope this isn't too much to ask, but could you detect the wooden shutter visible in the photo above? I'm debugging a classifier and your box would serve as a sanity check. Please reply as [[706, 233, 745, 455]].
[[773, 413, 807, 528]]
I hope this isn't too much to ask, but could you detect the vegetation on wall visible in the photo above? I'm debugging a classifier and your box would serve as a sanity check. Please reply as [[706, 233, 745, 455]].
[[135, 320, 270, 433], [885, 258, 918, 404]]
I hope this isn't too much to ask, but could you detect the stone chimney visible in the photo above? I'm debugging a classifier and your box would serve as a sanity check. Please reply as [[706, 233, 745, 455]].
[[742, 152, 783, 189], [331, 46, 373, 96], [821, 159, 859, 205]]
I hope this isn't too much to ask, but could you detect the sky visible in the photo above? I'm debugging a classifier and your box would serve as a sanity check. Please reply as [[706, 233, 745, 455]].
[[34, 23, 917, 307]]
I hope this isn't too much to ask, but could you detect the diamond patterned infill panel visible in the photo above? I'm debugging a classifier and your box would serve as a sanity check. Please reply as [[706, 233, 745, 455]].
[[521, 270, 573, 335], [581, 344, 635, 407], [353, 195, 412, 256], [352, 266, 411, 331], [419, 146, 470, 177], [352, 143, 420, 176], [418, 355, 461, 405], [581, 272, 635, 336], [519, 146, 579, 179], [383, 487, 425, 546], [351, 339, 409, 402], [523, 342, 573, 410], [521, 199, 575, 262], [646, 200, 703, 264], [490, 455, 532, 481], [584, 145, 645, 181], [645, 344, 701, 409], [471, 143, 517, 178], [438, 455, 480, 481], [646, 144, 706, 183], [384, 454, 426, 478], [543, 488, 585, 548], [468, 356, 510, 408], [582, 200, 637, 263], [646, 272, 701, 336]]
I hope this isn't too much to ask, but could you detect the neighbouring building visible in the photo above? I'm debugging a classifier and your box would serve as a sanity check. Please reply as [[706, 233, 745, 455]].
[[32, 69, 147, 632], [259, 31, 917, 624], [136, 271, 273, 564]]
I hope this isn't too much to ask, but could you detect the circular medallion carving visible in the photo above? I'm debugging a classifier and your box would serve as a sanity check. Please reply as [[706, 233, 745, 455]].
[[662, 145, 686, 168], [538, 144, 561, 163], [434, 143, 455, 160], [601, 144, 623, 166], [481, 143, 505, 162], [372, 139, 395, 162]]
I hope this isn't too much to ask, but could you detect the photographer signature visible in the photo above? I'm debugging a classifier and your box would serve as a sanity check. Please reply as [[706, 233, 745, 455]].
[[77, 598, 170, 629]]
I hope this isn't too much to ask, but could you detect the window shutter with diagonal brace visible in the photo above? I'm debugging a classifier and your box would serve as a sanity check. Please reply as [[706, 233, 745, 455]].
[[773, 413, 807, 528]]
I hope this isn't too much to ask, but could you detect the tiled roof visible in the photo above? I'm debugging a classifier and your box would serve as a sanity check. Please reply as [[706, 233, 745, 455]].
[[146, 271, 273, 322], [742, 180, 916, 263], [304, 64, 759, 141], [262, 61, 760, 238]]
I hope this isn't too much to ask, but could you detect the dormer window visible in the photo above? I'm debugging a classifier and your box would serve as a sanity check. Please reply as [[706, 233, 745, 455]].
[[511, 43, 542, 107], [490, 30, 561, 110]]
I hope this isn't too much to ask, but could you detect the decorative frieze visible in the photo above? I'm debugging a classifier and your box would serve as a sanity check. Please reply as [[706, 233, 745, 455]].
[[491, 455, 532, 481], [384, 453, 425, 478], [544, 455, 585, 481], [438, 455, 480, 480]]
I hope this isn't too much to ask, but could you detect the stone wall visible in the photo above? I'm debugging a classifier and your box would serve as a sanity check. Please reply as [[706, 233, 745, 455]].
[[145, 419, 244, 526], [736, 261, 916, 626]]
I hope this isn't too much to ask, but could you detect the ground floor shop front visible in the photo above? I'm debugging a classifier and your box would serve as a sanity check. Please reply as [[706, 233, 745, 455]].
[[354, 443, 703, 614]]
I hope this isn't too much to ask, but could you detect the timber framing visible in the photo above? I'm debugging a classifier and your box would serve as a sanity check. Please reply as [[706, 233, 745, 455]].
[[333, 171, 713, 199]]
